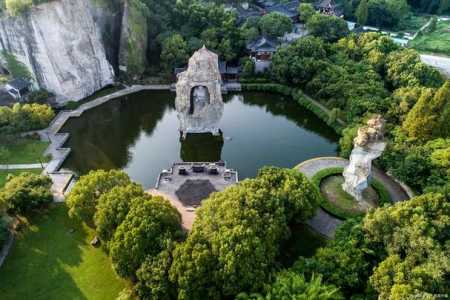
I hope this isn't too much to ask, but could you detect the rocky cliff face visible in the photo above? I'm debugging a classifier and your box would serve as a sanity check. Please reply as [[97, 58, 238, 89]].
[[118, 0, 149, 78], [0, 0, 115, 102]]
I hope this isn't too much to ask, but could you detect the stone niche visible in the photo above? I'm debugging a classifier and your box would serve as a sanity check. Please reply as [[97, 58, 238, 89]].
[[175, 46, 224, 137]]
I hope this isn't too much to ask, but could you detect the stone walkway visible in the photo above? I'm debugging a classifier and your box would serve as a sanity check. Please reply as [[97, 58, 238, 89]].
[[296, 157, 410, 238], [0, 163, 46, 170]]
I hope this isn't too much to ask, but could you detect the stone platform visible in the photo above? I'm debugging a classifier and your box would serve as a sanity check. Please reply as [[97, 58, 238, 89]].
[[149, 162, 238, 230]]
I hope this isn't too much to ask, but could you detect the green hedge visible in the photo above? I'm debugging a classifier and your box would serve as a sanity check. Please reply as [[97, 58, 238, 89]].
[[310, 167, 392, 220], [241, 83, 343, 134], [241, 83, 293, 96], [292, 90, 344, 134]]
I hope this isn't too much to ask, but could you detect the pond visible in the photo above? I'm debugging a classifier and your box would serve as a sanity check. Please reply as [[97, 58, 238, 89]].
[[62, 91, 339, 189]]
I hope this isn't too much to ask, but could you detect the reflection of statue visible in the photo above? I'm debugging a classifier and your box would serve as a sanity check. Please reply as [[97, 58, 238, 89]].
[[342, 115, 386, 201], [180, 133, 224, 162], [176, 46, 224, 138]]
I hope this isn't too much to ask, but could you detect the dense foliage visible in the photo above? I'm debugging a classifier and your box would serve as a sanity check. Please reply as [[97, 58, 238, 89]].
[[67, 170, 183, 298], [66, 169, 132, 222], [295, 193, 450, 299], [110, 196, 182, 279], [0, 172, 52, 214], [93, 183, 145, 247], [0, 103, 54, 135], [269, 31, 447, 194], [169, 167, 320, 299], [343, 0, 449, 28]]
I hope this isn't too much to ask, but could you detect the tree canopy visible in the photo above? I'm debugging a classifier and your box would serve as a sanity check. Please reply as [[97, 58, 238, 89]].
[[66, 169, 132, 222], [0, 172, 52, 214], [169, 167, 320, 299], [110, 195, 182, 279]]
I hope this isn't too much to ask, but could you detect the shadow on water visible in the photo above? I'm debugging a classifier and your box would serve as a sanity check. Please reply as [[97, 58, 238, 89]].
[[61, 91, 174, 172], [180, 133, 224, 162], [233, 92, 338, 142]]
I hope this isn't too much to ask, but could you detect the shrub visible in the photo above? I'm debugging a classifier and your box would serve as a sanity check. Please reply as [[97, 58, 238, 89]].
[[5, 0, 33, 16], [0, 103, 54, 135], [310, 167, 392, 219], [0, 172, 52, 214], [27, 89, 52, 103]]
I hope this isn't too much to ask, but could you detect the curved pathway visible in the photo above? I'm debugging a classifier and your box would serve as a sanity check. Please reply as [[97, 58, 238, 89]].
[[296, 157, 410, 238]]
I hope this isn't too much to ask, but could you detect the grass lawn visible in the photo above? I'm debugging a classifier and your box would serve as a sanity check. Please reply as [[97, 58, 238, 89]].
[[399, 14, 430, 32], [0, 204, 127, 300], [0, 139, 50, 164], [0, 169, 43, 188], [410, 20, 450, 56]]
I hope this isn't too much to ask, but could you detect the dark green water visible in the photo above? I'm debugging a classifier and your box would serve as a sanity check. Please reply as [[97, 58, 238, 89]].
[[62, 91, 338, 189]]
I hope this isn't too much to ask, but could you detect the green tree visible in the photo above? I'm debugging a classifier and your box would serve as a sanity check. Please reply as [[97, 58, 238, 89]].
[[0, 172, 52, 214], [265, 272, 343, 300], [270, 36, 327, 85], [298, 3, 316, 23], [110, 196, 182, 279], [306, 14, 349, 42], [386, 49, 443, 89], [241, 57, 255, 78], [428, 16, 438, 33], [356, 0, 369, 25], [66, 170, 131, 222], [364, 193, 450, 299], [135, 248, 175, 300], [294, 218, 376, 296], [94, 183, 146, 247], [5, 0, 32, 16], [259, 12, 293, 38], [169, 167, 320, 299], [339, 125, 359, 158], [160, 33, 189, 73], [403, 81, 450, 141], [0, 103, 54, 135]]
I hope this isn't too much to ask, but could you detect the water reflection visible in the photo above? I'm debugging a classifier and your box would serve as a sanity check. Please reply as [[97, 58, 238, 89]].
[[180, 133, 224, 162]]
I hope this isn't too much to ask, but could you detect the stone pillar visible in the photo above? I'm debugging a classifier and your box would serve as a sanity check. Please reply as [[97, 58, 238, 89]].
[[175, 46, 224, 137], [342, 115, 386, 201]]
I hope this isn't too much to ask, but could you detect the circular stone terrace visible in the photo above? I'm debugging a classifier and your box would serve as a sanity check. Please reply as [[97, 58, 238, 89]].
[[295, 157, 411, 238]]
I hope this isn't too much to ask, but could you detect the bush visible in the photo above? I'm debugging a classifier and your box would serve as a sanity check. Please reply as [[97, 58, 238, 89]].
[[0, 172, 52, 214], [27, 89, 52, 103], [310, 167, 392, 219], [0, 103, 54, 135], [5, 0, 32, 16]]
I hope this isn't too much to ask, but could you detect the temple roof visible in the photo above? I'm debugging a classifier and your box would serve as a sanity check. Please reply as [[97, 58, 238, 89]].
[[246, 36, 279, 52]]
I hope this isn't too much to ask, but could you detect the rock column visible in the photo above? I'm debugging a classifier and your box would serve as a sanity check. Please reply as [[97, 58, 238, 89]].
[[342, 115, 387, 201]]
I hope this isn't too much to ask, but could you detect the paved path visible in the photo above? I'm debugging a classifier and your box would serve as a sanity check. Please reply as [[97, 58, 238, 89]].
[[296, 157, 410, 238], [0, 163, 46, 170], [421, 54, 450, 78]]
